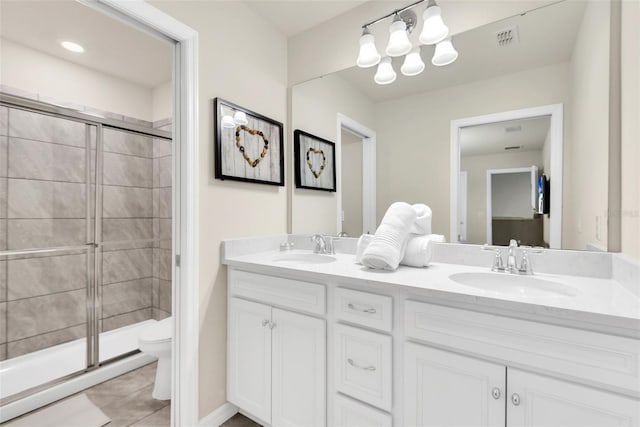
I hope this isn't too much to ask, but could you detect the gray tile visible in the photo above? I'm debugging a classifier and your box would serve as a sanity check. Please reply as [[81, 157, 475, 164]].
[[9, 109, 86, 148], [0, 343, 6, 361], [102, 308, 151, 332], [103, 128, 153, 158], [0, 177, 6, 218], [99, 383, 168, 426], [152, 118, 172, 130], [102, 278, 152, 318], [8, 138, 85, 183], [7, 253, 87, 300], [153, 158, 160, 188], [6, 289, 85, 341], [159, 239, 171, 250], [37, 95, 85, 112], [153, 138, 171, 158], [130, 405, 171, 427], [102, 248, 152, 284], [152, 278, 159, 308], [86, 362, 158, 408], [103, 186, 152, 218], [153, 248, 160, 280], [101, 239, 154, 252], [152, 189, 159, 218], [0, 136, 7, 177], [158, 156, 172, 188], [103, 152, 152, 188], [159, 188, 171, 219], [102, 218, 152, 242], [0, 85, 38, 100], [8, 179, 86, 219], [0, 302, 6, 343], [159, 219, 171, 240], [0, 218, 6, 250], [123, 116, 153, 128], [153, 309, 170, 321], [0, 260, 6, 302], [8, 218, 86, 249], [222, 413, 261, 427], [158, 249, 171, 281], [158, 279, 171, 314], [6, 323, 86, 359], [0, 107, 8, 136], [153, 218, 160, 242]]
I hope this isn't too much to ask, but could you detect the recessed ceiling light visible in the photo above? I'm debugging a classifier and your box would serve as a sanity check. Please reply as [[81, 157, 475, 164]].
[[61, 41, 85, 53]]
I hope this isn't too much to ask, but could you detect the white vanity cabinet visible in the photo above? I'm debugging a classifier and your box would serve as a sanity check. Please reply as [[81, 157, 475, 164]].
[[227, 270, 326, 427]]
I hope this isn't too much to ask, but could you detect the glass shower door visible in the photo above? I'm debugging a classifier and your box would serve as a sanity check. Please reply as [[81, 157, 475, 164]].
[[0, 106, 97, 401]]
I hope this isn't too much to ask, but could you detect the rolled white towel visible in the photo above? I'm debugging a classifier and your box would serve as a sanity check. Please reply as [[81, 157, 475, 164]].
[[401, 234, 446, 268], [410, 204, 432, 235], [361, 202, 417, 271], [355, 234, 374, 264]]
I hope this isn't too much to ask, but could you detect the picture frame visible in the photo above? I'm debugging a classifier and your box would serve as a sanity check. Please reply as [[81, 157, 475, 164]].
[[214, 97, 284, 186], [294, 129, 336, 192]]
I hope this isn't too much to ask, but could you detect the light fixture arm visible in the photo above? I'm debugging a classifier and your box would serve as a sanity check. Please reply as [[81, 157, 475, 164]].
[[361, 0, 426, 29]]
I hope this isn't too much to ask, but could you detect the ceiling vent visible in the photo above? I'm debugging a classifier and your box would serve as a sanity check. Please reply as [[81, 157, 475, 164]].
[[495, 26, 519, 47], [504, 145, 522, 151], [505, 125, 522, 133]]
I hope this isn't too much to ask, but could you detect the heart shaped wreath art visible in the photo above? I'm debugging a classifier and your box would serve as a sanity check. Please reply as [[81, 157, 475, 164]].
[[306, 147, 326, 179], [235, 125, 269, 168]]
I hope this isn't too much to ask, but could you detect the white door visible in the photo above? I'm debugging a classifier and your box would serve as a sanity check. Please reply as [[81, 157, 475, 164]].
[[271, 308, 326, 427], [459, 171, 468, 242], [404, 343, 506, 427], [508, 369, 640, 427], [227, 298, 272, 423]]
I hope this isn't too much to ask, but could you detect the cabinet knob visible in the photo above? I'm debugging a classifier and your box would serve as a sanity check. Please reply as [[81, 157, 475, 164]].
[[261, 319, 269, 327], [491, 387, 501, 399], [347, 303, 377, 314], [511, 393, 521, 406], [347, 358, 376, 371], [268, 322, 276, 329]]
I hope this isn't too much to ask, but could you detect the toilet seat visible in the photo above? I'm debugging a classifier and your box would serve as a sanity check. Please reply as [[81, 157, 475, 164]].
[[140, 317, 172, 343]]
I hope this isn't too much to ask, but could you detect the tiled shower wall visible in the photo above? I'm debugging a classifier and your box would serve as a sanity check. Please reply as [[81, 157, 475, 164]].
[[0, 104, 172, 361]]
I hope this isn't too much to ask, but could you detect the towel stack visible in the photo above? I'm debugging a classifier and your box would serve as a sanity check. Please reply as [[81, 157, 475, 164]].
[[359, 202, 445, 270]]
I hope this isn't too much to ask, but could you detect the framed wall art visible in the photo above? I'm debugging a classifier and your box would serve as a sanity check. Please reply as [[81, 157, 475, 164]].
[[214, 98, 284, 186], [294, 129, 336, 192]]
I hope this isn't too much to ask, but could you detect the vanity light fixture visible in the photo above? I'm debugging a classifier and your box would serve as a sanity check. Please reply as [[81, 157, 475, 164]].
[[356, 0, 456, 85], [221, 111, 249, 129], [61, 41, 85, 53], [374, 57, 397, 85], [356, 27, 381, 68]]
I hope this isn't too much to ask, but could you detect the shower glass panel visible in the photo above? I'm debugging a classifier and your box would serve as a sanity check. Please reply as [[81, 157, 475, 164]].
[[0, 107, 96, 399]]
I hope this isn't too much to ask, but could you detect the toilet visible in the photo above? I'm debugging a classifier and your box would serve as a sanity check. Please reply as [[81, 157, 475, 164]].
[[138, 317, 172, 400]]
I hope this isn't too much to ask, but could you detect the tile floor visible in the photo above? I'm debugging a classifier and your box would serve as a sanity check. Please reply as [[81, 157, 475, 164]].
[[6, 362, 260, 427]]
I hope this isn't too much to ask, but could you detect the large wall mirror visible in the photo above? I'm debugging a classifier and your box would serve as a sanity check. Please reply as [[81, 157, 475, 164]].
[[290, 0, 613, 251]]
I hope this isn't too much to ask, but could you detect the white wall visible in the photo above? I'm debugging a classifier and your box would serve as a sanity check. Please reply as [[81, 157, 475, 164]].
[[564, 0, 610, 251], [291, 73, 374, 234], [542, 129, 551, 244], [288, 0, 556, 85], [620, 0, 640, 260], [149, 1, 288, 418], [152, 80, 172, 122], [374, 62, 571, 240], [492, 171, 535, 218], [0, 38, 157, 121], [462, 150, 543, 244]]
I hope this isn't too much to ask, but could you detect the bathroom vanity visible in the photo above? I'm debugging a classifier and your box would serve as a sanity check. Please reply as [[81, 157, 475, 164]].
[[223, 237, 640, 427]]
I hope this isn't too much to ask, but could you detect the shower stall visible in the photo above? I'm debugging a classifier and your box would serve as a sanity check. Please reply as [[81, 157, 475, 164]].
[[0, 93, 173, 420]]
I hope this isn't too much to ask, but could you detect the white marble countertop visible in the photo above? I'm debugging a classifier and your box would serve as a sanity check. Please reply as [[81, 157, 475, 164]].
[[223, 248, 640, 338]]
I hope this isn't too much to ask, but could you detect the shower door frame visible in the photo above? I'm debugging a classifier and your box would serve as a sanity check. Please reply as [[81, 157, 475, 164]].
[[0, 93, 173, 403]]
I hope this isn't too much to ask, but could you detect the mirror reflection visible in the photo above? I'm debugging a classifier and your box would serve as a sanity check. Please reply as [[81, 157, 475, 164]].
[[291, 0, 612, 251]]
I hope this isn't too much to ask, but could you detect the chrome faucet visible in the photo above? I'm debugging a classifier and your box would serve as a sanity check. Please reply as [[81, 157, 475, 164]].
[[506, 239, 519, 274], [311, 234, 335, 255], [481, 240, 543, 275]]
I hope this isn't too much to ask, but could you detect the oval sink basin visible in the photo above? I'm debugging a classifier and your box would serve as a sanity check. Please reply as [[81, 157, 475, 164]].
[[449, 272, 578, 297], [273, 253, 336, 264]]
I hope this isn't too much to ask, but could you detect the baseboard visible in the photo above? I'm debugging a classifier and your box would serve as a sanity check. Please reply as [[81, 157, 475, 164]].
[[199, 402, 238, 426]]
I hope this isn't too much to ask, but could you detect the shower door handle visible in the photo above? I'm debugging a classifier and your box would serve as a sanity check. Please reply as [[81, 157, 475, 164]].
[[86, 243, 99, 248]]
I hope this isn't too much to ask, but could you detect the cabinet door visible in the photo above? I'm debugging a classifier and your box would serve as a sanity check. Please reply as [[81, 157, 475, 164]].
[[271, 308, 326, 427], [228, 298, 272, 423], [508, 369, 640, 427], [404, 343, 506, 427]]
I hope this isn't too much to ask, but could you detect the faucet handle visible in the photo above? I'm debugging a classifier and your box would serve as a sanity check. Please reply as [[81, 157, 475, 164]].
[[491, 249, 505, 272], [518, 250, 532, 275], [311, 234, 326, 254]]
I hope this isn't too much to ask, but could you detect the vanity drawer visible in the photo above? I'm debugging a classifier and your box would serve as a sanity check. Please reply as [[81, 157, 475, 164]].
[[404, 300, 640, 395], [229, 269, 325, 315], [333, 393, 392, 427], [334, 287, 392, 332], [334, 324, 392, 411]]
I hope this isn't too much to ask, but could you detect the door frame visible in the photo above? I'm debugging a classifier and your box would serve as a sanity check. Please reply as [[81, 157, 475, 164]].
[[458, 170, 468, 242], [450, 103, 563, 248], [77, 1, 200, 425], [336, 113, 376, 235], [485, 166, 538, 245]]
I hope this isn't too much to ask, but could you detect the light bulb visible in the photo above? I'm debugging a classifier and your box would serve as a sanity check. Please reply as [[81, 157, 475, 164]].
[[432, 37, 458, 66], [356, 30, 381, 68], [233, 111, 248, 126], [401, 47, 425, 76], [419, 5, 449, 45], [61, 41, 85, 53], [221, 115, 235, 129], [374, 57, 397, 85], [386, 19, 412, 57]]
